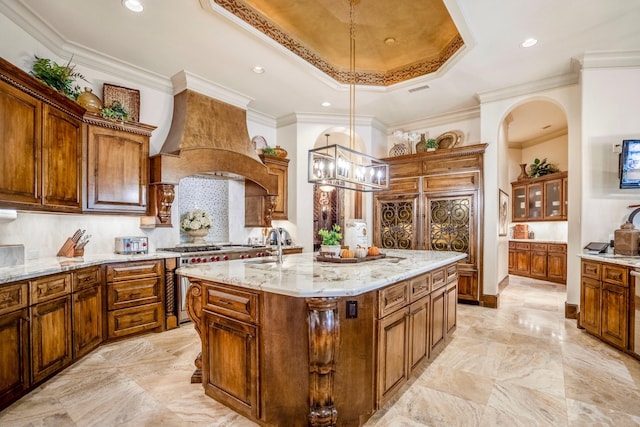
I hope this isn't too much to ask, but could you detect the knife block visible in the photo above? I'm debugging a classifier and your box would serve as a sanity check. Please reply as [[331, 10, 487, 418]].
[[57, 238, 78, 257]]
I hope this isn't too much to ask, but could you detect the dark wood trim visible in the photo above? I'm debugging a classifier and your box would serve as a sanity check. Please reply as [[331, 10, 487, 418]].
[[565, 301, 578, 319], [482, 293, 499, 309]]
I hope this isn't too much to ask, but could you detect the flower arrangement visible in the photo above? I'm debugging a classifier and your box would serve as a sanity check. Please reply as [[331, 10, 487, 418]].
[[318, 224, 342, 246], [180, 209, 212, 231], [30, 55, 88, 100], [528, 158, 559, 178], [101, 100, 131, 122]]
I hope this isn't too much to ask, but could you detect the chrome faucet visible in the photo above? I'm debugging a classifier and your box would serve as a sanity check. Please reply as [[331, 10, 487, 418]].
[[269, 227, 283, 264]]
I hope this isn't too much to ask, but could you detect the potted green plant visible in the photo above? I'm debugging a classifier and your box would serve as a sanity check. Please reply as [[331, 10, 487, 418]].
[[425, 138, 438, 151], [528, 158, 558, 178], [101, 100, 132, 122], [261, 146, 277, 156], [30, 55, 88, 100], [318, 224, 342, 257]]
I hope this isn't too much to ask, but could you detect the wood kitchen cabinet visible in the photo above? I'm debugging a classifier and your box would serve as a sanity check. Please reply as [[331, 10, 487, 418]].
[[260, 154, 289, 220], [84, 118, 155, 214], [0, 58, 84, 213], [374, 144, 485, 305], [105, 260, 164, 339], [511, 171, 568, 222], [0, 282, 30, 409], [72, 266, 103, 359], [29, 273, 73, 384], [580, 259, 629, 350], [201, 284, 260, 419], [245, 155, 289, 226], [509, 241, 566, 284]]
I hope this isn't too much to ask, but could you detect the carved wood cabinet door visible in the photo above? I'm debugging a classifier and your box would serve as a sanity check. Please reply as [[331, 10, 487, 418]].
[[374, 194, 419, 249]]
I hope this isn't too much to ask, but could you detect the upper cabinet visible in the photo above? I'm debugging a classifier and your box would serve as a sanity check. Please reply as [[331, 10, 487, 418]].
[[260, 154, 289, 220], [0, 56, 156, 216], [0, 58, 84, 213], [511, 171, 567, 222], [84, 117, 155, 214]]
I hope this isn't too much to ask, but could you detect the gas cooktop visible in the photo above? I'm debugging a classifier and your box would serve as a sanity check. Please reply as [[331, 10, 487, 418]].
[[158, 245, 221, 253]]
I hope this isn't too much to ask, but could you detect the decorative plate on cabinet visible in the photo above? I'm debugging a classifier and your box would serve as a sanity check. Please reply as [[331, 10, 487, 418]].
[[436, 131, 463, 149], [252, 135, 268, 153]]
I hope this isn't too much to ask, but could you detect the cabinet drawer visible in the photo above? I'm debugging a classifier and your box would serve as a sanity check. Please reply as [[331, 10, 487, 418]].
[[547, 244, 566, 253], [432, 268, 446, 290], [514, 242, 531, 251], [30, 273, 71, 304], [602, 264, 628, 287], [204, 284, 258, 324], [423, 154, 480, 175], [409, 274, 430, 302], [107, 302, 162, 339], [531, 243, 548, 252], [0, 282, 28, 315], [446, 264, 458, 283], [581, 260, 600, 280], [106, 260, 163, 282], [384, 178, 419, 194], [107, 277, 161, 310], [73, 266, 102, 292], [378, 281, 409, 318], [423, 172, 479, 192]]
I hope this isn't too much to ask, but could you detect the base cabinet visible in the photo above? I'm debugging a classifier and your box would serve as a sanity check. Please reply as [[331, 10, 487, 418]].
[[106, 260, 164, 339], [377, 307, 409, 403], [0, 308, 30, 409], [509, 241, 567, 284], [203, 311, 259, 419], [31, 295, 73, 384], [580, 259, 629, 350]]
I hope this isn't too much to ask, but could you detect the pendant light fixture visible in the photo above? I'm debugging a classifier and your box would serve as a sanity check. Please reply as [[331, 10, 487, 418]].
[[307, 0, 389, 192]]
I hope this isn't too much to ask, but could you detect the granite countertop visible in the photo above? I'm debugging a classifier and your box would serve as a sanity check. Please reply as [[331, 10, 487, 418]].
[[510, 239, 567, 244], [0, 252, 178, 285], [177, 249, 466, 298], [579, 252, 640, 268]]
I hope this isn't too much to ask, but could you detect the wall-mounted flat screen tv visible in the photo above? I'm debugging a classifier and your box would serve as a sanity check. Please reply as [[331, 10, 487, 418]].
[[620, 139, 640, 189]]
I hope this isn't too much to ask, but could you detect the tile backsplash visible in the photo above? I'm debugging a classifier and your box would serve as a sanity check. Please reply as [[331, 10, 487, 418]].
[[178, 176, 229, 243]]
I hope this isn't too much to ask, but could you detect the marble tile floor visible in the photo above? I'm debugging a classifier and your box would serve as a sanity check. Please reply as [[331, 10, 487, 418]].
[[2, 275, 640, 426]]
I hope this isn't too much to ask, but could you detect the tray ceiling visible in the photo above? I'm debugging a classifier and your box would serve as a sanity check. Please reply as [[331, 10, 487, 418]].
[[210, 0, 463, 85]]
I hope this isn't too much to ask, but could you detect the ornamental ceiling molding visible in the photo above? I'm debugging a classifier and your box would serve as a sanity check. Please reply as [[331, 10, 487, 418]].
[[211, 0, 464, 86]]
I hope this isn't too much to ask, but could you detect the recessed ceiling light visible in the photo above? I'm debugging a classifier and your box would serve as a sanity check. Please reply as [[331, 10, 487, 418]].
[[521, 38, 538, 48], [252, 66, 265, 74], [122, 0, 143, 12], [321, 101, 331, 107], [384, 37, 396, 46]]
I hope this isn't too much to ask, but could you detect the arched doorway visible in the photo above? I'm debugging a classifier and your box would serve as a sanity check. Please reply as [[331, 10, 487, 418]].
[[501, 99, 569, 286]]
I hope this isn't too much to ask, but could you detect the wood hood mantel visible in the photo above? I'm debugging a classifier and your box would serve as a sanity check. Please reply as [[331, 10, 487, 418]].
[[147, 84, 279, 227]]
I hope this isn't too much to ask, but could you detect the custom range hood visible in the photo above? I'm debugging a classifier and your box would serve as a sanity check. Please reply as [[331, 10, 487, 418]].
[[148, 71, 278, 226]]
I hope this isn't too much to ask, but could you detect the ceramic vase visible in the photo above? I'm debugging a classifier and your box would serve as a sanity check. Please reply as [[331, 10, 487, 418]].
[[186, 228, 209, 244], [320, 245, 341, 258], [518, 163, 528, 180], [77, 87, 103, 115]]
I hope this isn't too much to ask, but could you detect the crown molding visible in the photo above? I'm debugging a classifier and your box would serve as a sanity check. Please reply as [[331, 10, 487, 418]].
[[0, 0, 172, 92], [276, 112, 384, 131], [171, 70, 253, 110], [579, 50, 640, 69], [513, 128, 568, 149], [476, 72, 579, 104], [247, 108, 276, 127]]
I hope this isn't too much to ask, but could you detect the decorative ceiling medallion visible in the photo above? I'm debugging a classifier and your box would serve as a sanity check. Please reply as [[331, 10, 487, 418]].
[[212, 0, 464, 86]]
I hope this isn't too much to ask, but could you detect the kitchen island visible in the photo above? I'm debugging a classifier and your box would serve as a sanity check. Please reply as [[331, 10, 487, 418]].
[[178, 249, 466, 426]]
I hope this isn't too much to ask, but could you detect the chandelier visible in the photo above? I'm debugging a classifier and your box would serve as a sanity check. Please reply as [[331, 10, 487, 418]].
[[307, 0, 389, 192]]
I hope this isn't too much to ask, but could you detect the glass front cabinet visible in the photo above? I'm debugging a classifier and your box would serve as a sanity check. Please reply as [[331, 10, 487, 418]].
[[511, 171, 567, 222]]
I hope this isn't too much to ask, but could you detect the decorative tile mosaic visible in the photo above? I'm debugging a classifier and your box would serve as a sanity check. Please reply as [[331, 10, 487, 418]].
[[178, 176, 229, 243]]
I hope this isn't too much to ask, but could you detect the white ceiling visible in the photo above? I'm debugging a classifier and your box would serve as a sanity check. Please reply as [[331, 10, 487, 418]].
[[2, 0, 640, 134]]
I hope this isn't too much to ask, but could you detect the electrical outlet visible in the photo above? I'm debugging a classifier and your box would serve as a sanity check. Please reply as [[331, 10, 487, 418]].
[[346, 300, 358, 319], [613, 143, 622, 154]]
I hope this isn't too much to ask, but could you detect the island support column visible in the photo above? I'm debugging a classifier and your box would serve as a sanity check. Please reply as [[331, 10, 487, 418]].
[[186, 281, 203, 383], [307, 297, 339, 426]]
